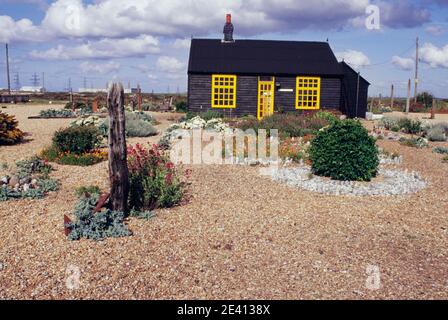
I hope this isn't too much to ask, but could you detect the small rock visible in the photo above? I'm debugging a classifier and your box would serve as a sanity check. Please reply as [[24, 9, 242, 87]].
[[23, 184, 30, 192], [8, 176, 19, 187], [0, 176, 8, 185]]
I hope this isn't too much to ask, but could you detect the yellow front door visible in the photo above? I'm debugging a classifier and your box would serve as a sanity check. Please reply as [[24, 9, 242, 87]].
[[257, 78, 275, 120]]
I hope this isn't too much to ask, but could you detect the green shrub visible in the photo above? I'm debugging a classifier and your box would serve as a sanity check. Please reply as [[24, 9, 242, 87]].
[[400, 118, 422, 134], [175, 101, 188, 113], [237, 113, 330, 138], [443, 155, 448, 163], [53, 125, 102, 154], [100, 112, 158, 137], [433, 147, 448, 154], [427, 126, 447, 141], [16, 156, 52, 179], [417, 92, 434, 109], [127, 144, 185, 211], [309, 119, 379, 181], [313, 111, 339, 124], [0, 111, 24, 145], [64, 101, 89, 110], [399, 137, 428, 148], [39, 109, 74, 118]]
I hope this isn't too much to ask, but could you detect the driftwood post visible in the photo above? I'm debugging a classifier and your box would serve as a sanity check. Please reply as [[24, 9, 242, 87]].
[[137, 85, 142, 111], [107, 83, 129, 213], [431, 98, 436, 120]]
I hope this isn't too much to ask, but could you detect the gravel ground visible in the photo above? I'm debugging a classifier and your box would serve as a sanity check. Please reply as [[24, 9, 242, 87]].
[[0, 104, 448, 300]]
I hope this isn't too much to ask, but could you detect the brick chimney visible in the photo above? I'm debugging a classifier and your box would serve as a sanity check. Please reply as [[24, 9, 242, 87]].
[[223, 14, 234, 42]]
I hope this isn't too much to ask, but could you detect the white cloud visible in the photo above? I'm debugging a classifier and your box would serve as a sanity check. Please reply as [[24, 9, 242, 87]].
[[80, 61, 121, 75], [29, 35, 160, 60], [172, 38, 191, 50], [147, 74, 158, 80], [0, 0, 431, 44], [419, 43, 448, 68], [425, 25, 445, 36], [392, 55, 414, 70], [0, 15, 48, 43], [336, 50, 370, 70], [156, 56, 185, 73]]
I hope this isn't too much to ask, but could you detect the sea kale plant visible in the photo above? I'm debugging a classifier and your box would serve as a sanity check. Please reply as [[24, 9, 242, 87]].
[[66, 192, 131, 241]]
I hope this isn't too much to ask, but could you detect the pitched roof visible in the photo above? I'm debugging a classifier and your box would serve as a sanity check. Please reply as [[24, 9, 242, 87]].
[[188, 39, 343, 76]]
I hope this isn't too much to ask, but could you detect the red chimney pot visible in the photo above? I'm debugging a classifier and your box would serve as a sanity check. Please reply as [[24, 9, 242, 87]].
[[226, 14, 232, 24]]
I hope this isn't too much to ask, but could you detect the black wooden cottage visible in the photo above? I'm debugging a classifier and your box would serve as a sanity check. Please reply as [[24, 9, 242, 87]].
[[187, 16, 369, 119]]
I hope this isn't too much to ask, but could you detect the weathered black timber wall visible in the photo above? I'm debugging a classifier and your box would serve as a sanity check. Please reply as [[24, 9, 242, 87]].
[[340, 65, 369, 118], [188, 74, 342, 117]]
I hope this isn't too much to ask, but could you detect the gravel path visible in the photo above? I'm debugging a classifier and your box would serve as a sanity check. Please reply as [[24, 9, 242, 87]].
[[0, 104, 447, 299]]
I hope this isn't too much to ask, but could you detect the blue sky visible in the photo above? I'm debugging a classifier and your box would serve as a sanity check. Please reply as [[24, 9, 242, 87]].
[[0, 0, 447, 97]]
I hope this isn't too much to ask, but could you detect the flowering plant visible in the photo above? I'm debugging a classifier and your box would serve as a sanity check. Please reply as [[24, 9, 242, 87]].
[[127, 143, 185, 211]]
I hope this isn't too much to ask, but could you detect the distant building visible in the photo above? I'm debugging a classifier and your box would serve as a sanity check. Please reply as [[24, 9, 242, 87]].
[[20, 86, 44, 93]]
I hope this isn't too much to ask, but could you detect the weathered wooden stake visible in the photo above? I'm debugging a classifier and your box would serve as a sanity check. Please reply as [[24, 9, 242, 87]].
[[431, 98, 436, 120], [107, 83, 129, 213], [406, 79, 411, 114], [137, 85, 142, 111], [92, 96, 99, 113], [390, 84, 394, 110]]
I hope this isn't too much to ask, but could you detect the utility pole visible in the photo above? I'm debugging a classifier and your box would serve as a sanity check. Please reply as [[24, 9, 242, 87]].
[[390, 84, 394, 109], [414, 36, 419, 103], [406, 78, 411, 114], [5, 44, 11, 95]]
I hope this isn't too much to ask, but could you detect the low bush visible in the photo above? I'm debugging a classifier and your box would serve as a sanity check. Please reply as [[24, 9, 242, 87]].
[[66, 193, 131, 241], [40, 145, 107, 166], [0, 156, 59, 201], [237, 113, 330, 138], [399, 137, 428, 148], [53, 125, 102, 155], [424, 123, 448, 142], [175, 101, 188, 113], [39, 109, 74, 118], [100, 112, 158, 137], [184, 110, 225, 122], [443, 155, 448, 163], [433, 147, 448, 154], [379, 116, 422, 134], [128, 144, 185, 211], [0, 111, 24, 145], [313, 111, 339, 124], [309, 119, 379, 181]]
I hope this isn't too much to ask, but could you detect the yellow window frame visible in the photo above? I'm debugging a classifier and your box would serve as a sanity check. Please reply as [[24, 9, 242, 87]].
[[296, 76, 321, 110], [211, 74, 237, 109]]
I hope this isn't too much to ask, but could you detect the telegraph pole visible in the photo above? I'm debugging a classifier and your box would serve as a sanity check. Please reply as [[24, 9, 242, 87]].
[[5, 44, 11, 95], [390, 84, 394, 109], [406, 78, 411, 114], [414, 36, 419, 103]]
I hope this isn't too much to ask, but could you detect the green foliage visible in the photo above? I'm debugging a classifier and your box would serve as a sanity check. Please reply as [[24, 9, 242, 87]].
[[66, 193, 131, 241], [443, 155, 448, 163], [0, 111, 24, 145], [127, 144, 184, 211], [129, 209, 156, 220], [424, 123, 448, 142], [379, 116, 422, 134], [313, 111, 339, 124], [399, 137, 428, 148], [39, 109, 74, 118], [175, 101, 188, 113], [237, 113, 330, 138], [16, 156, 53, 179], [100, 112, 158, 137], [416, 92, 434, 109], [75, 185, 101, 197], [400, 118, 422, 134], [185, 110, 224, 121], [36, 178, 59, 193], [433, 147, 448, 154], [309, 119, 379, 181], [53, 125, 102, 154], [64, 101, 90, 110]]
